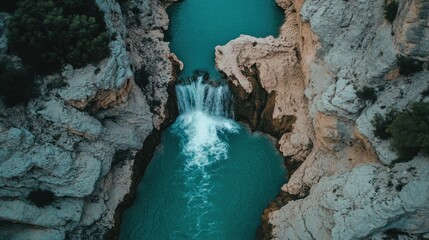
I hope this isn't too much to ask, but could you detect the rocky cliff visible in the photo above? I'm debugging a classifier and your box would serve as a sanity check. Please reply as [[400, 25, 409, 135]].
[[216, 0, 429, 239], [0, 0, 179, 239]]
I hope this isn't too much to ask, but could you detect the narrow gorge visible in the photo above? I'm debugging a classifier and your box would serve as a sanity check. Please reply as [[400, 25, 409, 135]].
[[0, 0, 428, 239]]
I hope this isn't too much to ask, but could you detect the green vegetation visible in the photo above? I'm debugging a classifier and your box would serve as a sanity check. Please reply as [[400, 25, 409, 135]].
[[397, 56, 423, 76], [28, 189, 55, 207], [388, 102, 429, 161], [372, 110, 397, 140], [373, 102, 429, 161], [0, 0, 17, 12], [384, 0, 398, 23], [356, 86, 377, 103], [7, 0, 109, 74], [0, 57, 34, 107]]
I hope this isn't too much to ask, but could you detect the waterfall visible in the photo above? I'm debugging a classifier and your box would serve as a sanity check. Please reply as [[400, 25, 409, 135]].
[[173, 74, 238, 168], [172, 73, 239, 237], [175, 75, 234, 118]]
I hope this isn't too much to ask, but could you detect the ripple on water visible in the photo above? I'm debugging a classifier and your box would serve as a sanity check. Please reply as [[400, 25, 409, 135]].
[[120, 0, 285, 238]]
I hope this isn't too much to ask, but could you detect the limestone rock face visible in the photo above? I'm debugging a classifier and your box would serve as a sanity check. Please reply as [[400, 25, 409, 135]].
[[215, 26, 313, 163], [356, 73, 429, 165], [0, 0, 175, 238], [217, 0, 429, 238], [271, 158, 429, 240], [394, 0, 429, 61], [123, 0, 180, 129]]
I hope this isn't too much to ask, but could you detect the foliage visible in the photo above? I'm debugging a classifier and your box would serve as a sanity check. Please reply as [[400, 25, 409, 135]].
[[372, 110, 397, 140], [46, 78, 68, 91], [7, 0, 109, 74], [28, 189, 55, 207], [0, 57, 34, 107], [384, 0, 398, 23], [0, 0, 17, 12], [397, 56, 423, 76], [356, 86, 377, 103], [134, 67, 150, 90], [387, 102, 429, 161]]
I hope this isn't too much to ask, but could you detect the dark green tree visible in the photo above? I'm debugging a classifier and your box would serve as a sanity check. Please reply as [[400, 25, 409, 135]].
[[0, 57, 34, 107], [7, 0, 109, 73], [372, 110, 397, 140], [388, 102, 429, 161], [397, 56, 423, 76], [384, 1, 398, 23], [0, 0, 18, 12], [356, 86, 377, 103]]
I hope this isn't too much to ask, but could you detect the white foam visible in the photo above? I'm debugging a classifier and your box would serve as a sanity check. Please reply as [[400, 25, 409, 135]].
[[174, 111, 238, 168], [174, 76, 239, 235]]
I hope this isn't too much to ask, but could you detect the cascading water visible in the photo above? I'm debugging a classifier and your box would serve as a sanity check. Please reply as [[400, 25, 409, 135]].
[[176, 75, 234, 117], [174, 75, 237, 169], [120, 0, 286, 238], [120, 74, 286, 239], [173, 75, 239, 238]]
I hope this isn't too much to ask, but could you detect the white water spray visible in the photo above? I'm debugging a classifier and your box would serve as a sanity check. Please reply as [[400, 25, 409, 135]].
[[174, 75, 238, 168], [173, 74, 239, 237]]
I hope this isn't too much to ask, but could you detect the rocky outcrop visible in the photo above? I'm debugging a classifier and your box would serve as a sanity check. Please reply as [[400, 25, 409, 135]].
[[394, 0, 429, 61], [122, 0, 180, 129], [216, 0, 429, 238], [0, 0, 177, 239], [215, 23, 313, 164], [271, 157, 429, 240]]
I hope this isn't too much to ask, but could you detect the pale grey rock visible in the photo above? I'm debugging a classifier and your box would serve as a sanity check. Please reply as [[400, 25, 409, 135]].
[[69, 159, 135, 239], [50, 152, 102, 197], [0, 225, 64, 240], [98, 84, 153, 150], [356, 72, 429, 165], [316, 78, 364, 117], [215, 34, 313, 162], [246, 0, 429, 239], [394, 0, 429, 61], [271, 158, 429, 240], [0, 0, 175, 238], [299, 0, 398, 125], [0, 198, 83, 227], [301, 0, 397, 84], [57, 0, 133, 110], [124, 0, 177, 129], [37, 100, 103, 139]]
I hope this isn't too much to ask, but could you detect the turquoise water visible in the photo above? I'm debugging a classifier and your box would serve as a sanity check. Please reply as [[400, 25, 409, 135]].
[[120, 113, 286, 240], [166, 0, 284, 78], [120, 78, 286, 240], [120, 0, 285, 239]]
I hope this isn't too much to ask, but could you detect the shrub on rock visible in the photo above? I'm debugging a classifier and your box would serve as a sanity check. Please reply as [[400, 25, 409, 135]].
[[384, 0, 398, 23], [0, 57, 34, 107], [372, 110, 397, 140], [397, 56, 423, 76], [388, 102, 429, 161], [356, 86, 377, 103]]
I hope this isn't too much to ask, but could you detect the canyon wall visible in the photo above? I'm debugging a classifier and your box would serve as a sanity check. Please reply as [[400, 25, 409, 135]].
[[216, 0, 429, 239], [0, 0, 178, 239], [1, 0, 428, 239]]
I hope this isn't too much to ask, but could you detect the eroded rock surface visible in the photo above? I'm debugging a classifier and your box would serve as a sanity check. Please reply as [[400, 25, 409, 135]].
[[216, 0, 429, 238], [271, 158, 429, 240], [215, 16, 313, 163], [0, 0, 176, 239]]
